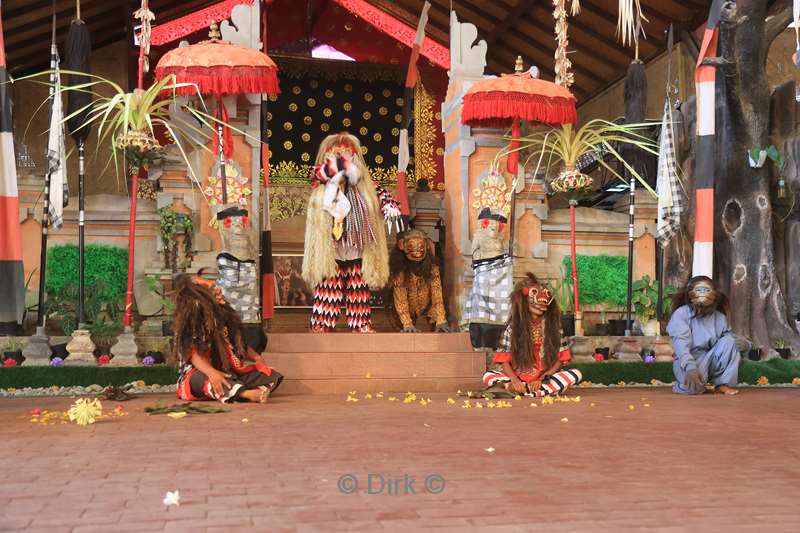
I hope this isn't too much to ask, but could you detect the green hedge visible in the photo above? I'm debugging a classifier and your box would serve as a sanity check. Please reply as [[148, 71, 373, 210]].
[[46, 244, 128, 302], [561, 255, 629, 307], [1, 360, 798, 389]]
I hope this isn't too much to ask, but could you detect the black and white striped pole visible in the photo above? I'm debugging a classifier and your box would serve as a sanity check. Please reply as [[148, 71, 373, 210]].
[[625, 175, 636, 336]]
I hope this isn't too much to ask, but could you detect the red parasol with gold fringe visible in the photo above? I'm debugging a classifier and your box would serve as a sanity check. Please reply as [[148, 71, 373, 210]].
[[154, 36, 279, 96]]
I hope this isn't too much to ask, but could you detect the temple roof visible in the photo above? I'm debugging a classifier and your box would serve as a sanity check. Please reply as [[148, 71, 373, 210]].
[[2, 0, 713, 101]]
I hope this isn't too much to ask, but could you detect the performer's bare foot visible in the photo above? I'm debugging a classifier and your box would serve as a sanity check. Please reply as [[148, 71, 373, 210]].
[[353, 325, 375, 333], [715, 384, 739, 395], [241, 387, 271, 403]]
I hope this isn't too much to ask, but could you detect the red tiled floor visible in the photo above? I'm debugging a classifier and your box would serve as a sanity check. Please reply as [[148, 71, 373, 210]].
[[1, 388, 799, 532]]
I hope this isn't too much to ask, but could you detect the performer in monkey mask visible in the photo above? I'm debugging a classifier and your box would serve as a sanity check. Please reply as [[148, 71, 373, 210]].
[[389, 229, 449, 332], [302, 133, 402, 332], [667, 276, 740, 395]]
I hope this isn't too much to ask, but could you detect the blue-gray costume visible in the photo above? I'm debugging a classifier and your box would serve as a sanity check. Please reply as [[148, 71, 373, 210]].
[[666, 305, 740, 395]]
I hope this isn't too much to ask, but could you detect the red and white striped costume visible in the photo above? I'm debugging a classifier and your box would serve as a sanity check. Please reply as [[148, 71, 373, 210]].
[[482, 324, 582, 397]]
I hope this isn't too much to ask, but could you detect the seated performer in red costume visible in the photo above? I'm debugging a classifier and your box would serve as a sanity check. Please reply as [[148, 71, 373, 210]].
[[172, 274, 282, 403], [482, 273, 582, 397]]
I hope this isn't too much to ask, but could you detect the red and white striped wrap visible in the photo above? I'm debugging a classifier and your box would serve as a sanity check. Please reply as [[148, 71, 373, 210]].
[[692, 0, 723, 278]]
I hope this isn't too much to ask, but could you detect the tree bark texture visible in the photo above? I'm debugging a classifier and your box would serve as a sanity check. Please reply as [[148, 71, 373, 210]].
[[712, 0, 799, 357]]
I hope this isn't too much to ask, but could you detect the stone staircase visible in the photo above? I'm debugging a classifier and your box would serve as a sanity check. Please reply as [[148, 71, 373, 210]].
[[265, 332, 486, 395]]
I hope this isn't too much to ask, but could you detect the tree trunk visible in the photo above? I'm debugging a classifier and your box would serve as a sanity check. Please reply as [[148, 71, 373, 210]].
[[713, 0, 800, 357]]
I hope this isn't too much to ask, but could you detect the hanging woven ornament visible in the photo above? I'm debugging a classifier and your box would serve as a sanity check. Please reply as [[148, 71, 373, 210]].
[[134, 1, 155, 74], [553, 0, 573, 88], [617, 0, 648, 48]]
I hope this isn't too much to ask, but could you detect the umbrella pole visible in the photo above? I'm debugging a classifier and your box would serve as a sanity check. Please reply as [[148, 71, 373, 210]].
[[217, 97, 228, 205], [507, 118, 521, 257], [78, 140, 86, 328], [625, 176, 636, 336], [569, 199, 582, 336]]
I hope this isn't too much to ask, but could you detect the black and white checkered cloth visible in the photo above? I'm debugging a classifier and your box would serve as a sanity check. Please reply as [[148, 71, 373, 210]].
[[217, 254, 260, 323], [656, 98, 683, 246], [462, 254, 513, 326]]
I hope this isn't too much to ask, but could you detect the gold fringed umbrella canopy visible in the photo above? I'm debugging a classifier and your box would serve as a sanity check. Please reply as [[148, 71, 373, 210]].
[[154, 38, 279, 96]]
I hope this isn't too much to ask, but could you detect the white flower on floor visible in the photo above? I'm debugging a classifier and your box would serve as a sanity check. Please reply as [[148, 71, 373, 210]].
[[485, 447, 495, 453], [163, 490, 180, 507]]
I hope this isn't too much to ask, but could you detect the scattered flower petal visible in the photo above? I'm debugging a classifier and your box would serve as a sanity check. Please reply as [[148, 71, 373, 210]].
[[650, 378, 659, 385], [376, 392, 384, 398], [388, 396, 398, 402], [529, 402, 538, 407], [542, 396, 554, 405], [643, 403, 651, 407], [475, 402, 483, 409], [241, 418, 249, 423], [462, 400, 471, 409], [514, 395, 522, 401], [167, 412, 187, 419], [756, 376, 769, 385], [364, 393, 372, 399], [365, 372, 372, 378], [561, 417, 569, 422], [628, 405, 635, 411], [163, 490, 180, 507], [447, 398, 455, 405], [485, 447, 495, 453], [590, 402, 596, 407]]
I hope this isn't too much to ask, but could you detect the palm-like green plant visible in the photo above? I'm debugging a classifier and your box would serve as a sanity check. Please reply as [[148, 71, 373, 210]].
[[514, 119, 659, 197], [18, 70, 252, 188]]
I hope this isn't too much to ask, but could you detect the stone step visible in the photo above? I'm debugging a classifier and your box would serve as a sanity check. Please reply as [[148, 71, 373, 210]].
[[266, 332, 474, 354], [276, 377, 478, 395], [265, 351, 485, 379]]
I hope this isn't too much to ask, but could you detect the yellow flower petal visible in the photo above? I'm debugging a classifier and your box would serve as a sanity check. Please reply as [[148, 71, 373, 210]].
[[447, 398, 456, 405], [514, 395, 522, 401], [475, 402, 483, 409], [388, 396, 398, 401], [561, 417, 569, 422], [529, 403, 538, 407], [756, 376, 769, 385], [167, 412, 187, 419], [628, 405, 635, 411], [643, 403, 651, 407], [364, 393, 372, 399]]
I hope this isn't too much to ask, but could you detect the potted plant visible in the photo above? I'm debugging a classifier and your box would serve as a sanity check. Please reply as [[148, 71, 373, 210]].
[[552, 274, 575, 337], [144, 275, 175, 336], [774, 339, 792, 359], [594, 308, 610, 336], [631, 275, 660, 336], [594, 345, 610, 361], [2, 337, 25, 366]]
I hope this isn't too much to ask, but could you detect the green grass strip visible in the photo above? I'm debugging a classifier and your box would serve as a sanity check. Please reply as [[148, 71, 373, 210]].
[[0, 360, 798, 390]]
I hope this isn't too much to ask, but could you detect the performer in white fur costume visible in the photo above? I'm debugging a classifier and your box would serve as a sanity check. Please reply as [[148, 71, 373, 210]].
[[302, 133, 402, 332]]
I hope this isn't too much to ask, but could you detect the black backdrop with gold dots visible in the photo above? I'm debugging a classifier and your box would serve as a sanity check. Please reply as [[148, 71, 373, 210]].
[[267, 59, 411, 184]]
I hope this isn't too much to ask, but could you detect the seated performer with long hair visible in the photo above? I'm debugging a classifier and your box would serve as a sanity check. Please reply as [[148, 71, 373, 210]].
[[482, 273, 582, 397], [667, 276, 739, 395], [172, 274, 283, 403]]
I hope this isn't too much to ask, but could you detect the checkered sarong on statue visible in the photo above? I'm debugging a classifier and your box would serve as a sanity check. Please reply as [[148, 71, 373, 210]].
[[656, 99, 683, 246], [217, 254, 260, 323], [462, 254, 513, 326]]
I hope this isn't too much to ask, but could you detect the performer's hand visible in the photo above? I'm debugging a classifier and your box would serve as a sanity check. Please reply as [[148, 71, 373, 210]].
[[509, 379, 527, 395], [684, 368, 704, 391], [529, 380, 542, 392], [401, 325, 418, 333], [208, 370, 232, 397], [435, 322, 451, 333]]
